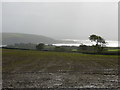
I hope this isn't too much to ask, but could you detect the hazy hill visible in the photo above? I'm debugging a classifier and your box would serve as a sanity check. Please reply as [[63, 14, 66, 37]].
[[2, 33, 59, 45]]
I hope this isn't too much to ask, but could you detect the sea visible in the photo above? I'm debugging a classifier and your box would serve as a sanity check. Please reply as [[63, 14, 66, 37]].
[[0, 39, 119, 48], [53, 39, 119, 47]]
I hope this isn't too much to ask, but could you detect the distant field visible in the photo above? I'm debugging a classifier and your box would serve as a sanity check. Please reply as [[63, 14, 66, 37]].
[[2, 49, 119, 88], [107, 49, 120, 52], [2, 49, 118, 72]]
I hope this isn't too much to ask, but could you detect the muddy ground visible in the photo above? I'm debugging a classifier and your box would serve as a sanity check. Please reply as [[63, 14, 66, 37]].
[[2, 49, 119, 89], [2, 69, 118, 88]]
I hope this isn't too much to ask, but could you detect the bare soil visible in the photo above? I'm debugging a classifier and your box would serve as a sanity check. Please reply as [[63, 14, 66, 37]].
[[3, 69, 118, 88]]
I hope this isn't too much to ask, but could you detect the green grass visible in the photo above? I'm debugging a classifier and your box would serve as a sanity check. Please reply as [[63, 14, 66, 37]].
[[71, 49, 77, 52], [107, 49, 120, 52], [2, 49, 118, 73]]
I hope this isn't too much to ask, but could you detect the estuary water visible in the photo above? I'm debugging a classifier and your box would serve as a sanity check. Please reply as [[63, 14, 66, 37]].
[[53, 39, 119, 47]]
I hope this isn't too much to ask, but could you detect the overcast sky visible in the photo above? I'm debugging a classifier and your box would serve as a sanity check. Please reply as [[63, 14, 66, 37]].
[[2, 2, 118, 40]]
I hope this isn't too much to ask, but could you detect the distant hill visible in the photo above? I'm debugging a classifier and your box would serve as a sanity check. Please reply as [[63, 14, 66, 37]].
[[2, 33, 59, 45]]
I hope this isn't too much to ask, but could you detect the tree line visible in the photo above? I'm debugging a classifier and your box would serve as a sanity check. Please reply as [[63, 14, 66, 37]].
[[36, 34, 107, 53]]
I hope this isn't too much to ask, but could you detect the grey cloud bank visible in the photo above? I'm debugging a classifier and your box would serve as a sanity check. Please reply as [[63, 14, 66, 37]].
[[2, 2, 118, 40]]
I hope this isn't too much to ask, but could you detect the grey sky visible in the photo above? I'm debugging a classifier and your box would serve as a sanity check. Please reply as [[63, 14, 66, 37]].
[[2, 2, 118, 40], [0, 2, 2, 33]]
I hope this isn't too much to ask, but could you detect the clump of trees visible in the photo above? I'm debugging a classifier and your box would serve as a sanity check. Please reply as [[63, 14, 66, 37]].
[[78, 44, 87, 53], [36, 43, 45, 50], [79, 44, 87, 50], [89, 34, 106, 53]]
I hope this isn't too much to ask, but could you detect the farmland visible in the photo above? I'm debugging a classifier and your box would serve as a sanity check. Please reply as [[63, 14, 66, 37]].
[[2, 49, 119, 88]]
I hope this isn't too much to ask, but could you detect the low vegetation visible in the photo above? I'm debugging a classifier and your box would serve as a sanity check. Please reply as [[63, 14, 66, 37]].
[[3, 49, 118, 73]]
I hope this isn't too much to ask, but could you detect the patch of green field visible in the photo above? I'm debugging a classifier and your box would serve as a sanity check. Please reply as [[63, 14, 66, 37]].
[[107, 49, 120, 52], [2, 49, 118, 72], [71, 49, 77, 52]]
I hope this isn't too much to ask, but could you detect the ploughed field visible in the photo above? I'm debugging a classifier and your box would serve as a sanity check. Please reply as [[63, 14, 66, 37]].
[[2, 49, 119, 88]]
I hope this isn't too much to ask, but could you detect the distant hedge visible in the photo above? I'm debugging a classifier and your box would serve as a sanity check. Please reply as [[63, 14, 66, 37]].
[[80, 51, 120, 55]]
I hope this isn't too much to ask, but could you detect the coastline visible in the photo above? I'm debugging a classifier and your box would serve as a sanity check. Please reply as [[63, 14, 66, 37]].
[[53, 39, 119, 47]]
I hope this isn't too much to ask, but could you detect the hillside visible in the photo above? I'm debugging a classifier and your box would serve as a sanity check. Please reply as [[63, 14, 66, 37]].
[[2, 33, 59, 45]]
